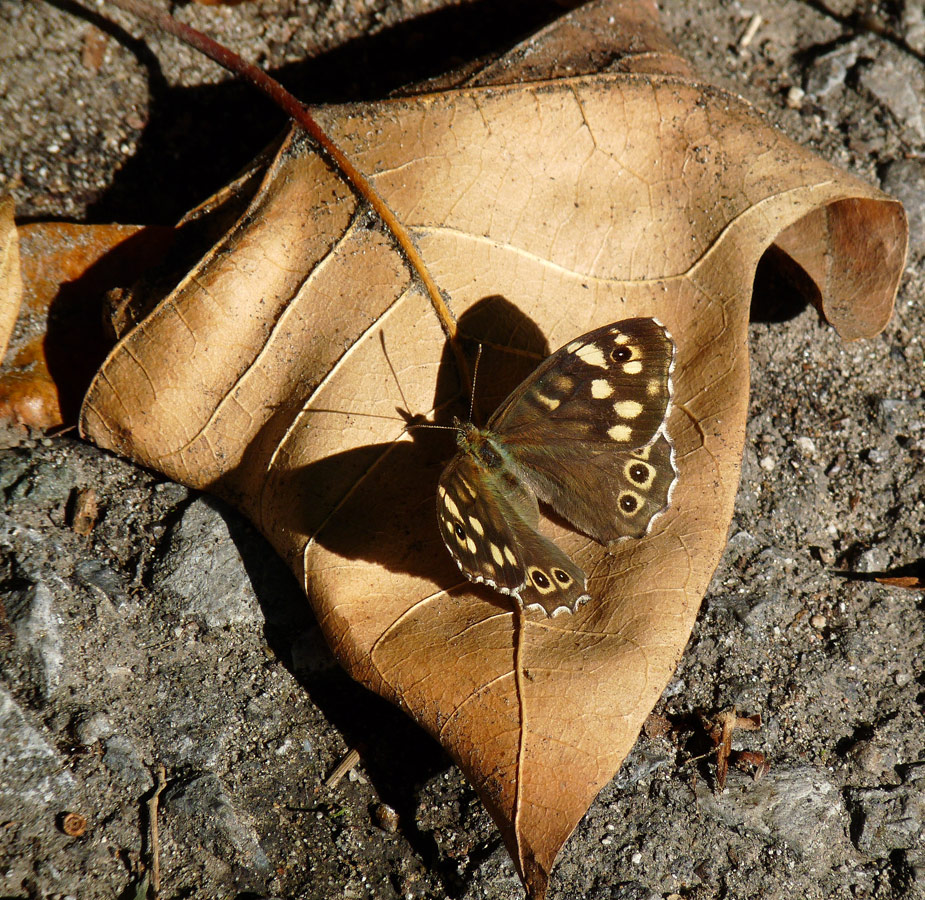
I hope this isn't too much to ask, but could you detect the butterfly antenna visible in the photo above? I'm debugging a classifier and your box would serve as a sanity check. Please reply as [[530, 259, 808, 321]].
[[468, 344, 483, 424], [379, 330, 413, 416]]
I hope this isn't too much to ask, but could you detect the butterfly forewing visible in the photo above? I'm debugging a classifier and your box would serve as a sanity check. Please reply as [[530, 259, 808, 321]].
[[487, 318, 676, 544], [438, 451, 590, 615]]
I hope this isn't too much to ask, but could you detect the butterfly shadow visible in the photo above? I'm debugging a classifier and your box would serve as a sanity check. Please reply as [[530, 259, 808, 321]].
[[269, 295, 552, 595], [215, 295, 554, 894]]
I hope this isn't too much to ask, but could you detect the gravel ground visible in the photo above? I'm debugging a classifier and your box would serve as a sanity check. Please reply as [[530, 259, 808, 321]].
[[1, 1, 924, 899]]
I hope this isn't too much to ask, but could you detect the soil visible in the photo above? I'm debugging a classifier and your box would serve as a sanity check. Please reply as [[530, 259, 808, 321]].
[[1, 1, 924, 899]]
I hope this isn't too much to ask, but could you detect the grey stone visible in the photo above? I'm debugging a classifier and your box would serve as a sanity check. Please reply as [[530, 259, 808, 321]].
[[0, 686, 75, 811], [72, 559, 129, 608], [6, 580, 65, 697], [878, 396, 925, 434], [906, 4, 925, 55], [102, 734, 151, 792], [849, 784, 925, 857], [612, 747, 670, 789], [589, 881, 660, 900], [880, 160, 925, 259], [164, 773, 272, 877], [846, 738, 900, 780], [696, 766, 848, 861], [859, 52, 925, 141], [804, 39, 862, 99], [74, 711, 115, 747], [150, 499, 260, 629]]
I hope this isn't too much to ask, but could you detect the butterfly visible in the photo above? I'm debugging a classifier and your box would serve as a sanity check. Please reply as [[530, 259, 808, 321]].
[[436, 317, 676, 616]]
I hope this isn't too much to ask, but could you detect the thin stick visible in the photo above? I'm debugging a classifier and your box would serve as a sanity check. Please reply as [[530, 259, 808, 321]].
[[323, 747, 361, 790], [147, 763, 167, 897], [99, 0, 460, 354]]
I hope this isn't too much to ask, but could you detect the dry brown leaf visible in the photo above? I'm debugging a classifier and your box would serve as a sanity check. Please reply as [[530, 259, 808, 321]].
[[74, 1, 907, 896], [0, 194, 21, 363], [705, 709, 762, 792], [0, 222, 174, 428], [70, 487, 100, 536], [875, 575, 924, 590]]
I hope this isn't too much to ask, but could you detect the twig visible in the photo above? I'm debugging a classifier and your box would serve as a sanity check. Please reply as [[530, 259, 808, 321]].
[[323, 748, 361, 790], [147, 763, 167, 898], [96, 0, 462, 362], [738, 13, 762, 50]]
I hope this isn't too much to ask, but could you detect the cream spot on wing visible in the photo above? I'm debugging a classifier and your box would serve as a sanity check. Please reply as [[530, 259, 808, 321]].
[[647, 378, 662, 396], [565, 341, 582, 353], [574, 343, 608, 368], [466, 536, 477, 554], [614, 399, 643, 419], [535, 393, 560, 410], [503, 545, 517, 566], [444, 494, 461, 520], [445, 518, 455, 534], [623, 360, 643, 375], [468, 516, 484, 536], [490, 543, 504, 566], [608, 424, 633, 441], [459, 478, 477, 499], [591, 379, 613, 399], [614, 333, 631, 345], [634, 444, 652, 460], [437, 485, 447, 500], [553, 375, 575, 393]]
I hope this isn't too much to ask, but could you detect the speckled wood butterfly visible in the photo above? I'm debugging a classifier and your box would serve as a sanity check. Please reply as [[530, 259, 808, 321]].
[[437, 317, 676, 616]]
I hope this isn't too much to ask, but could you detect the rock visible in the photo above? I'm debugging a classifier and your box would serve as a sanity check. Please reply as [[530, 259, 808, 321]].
[[804, 39, 862, 99], [72, 558, 129, 608], [858, 51, 925, 141], [150, 498, 261, 629], [102, 734, 152, 792], [848, 784, 925, 857], [6, 581, 65, 698], [588, 881, 660, 900], [0, 686, 76, 810], [164, 773, 272, 878], [695, 766, 848, 862], [878, 395, 925, 434], [880, 161, 925, 260], [74, 711, 115, 747]]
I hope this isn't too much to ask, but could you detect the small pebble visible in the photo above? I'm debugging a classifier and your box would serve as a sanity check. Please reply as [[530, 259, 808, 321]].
[[786, 85, 805, 109], [374, 803, 399, 833], [796, 436, 817, 458], [810, 614, 827, 630]]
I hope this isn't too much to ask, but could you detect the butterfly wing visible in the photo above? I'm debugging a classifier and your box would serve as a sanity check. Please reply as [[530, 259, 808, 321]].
[[437, 451, 590, 615], [487, 317, 676, 544]]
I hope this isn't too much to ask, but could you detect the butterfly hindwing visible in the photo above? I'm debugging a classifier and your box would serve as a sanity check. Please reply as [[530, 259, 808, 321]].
[[437, 452, 589, 615]]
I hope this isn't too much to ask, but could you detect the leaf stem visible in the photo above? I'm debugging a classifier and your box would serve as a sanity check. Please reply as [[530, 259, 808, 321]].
[[98, 0, 459, 347]]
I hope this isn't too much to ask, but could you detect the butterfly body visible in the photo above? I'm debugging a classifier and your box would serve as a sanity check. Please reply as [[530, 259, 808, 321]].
[[437, 317, 676, 616]]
